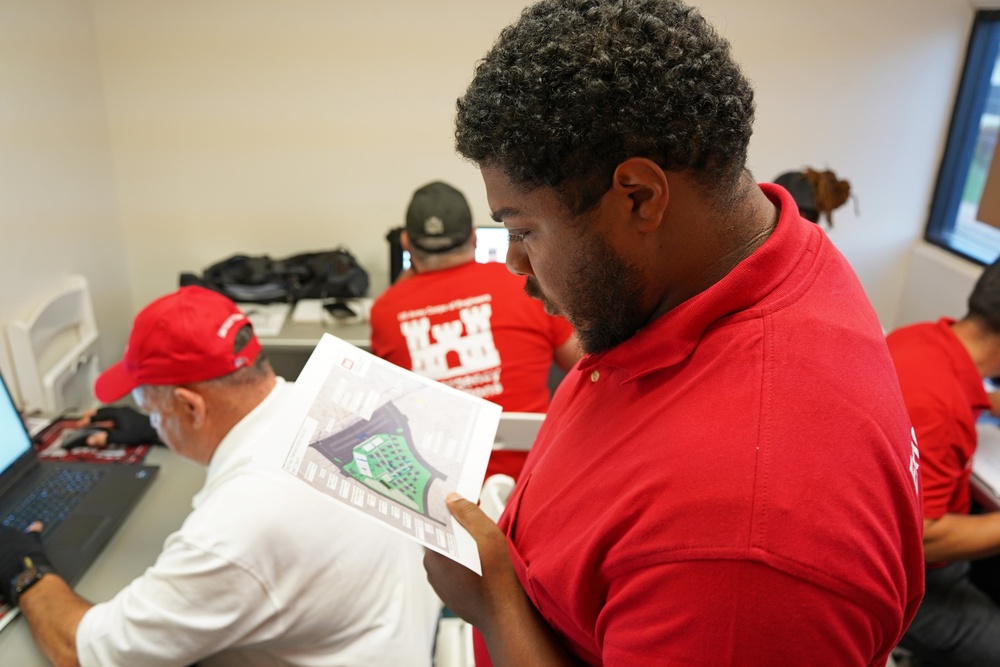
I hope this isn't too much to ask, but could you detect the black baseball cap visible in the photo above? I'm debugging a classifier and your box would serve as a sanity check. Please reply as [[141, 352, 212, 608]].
[[405, 181, 473, 253]]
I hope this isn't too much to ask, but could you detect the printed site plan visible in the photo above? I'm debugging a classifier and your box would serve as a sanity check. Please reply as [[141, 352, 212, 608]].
[[260, 333, 501, 574]]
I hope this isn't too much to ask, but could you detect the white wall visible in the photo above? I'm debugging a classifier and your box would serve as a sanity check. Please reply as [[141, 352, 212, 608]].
[[0, 0, 985, 391], [896, 243, 985, 327], [87, 0, 977, 326], [0, 1, 132, 406], [697, 0, 973, 327], [89, 1, 526, 307]]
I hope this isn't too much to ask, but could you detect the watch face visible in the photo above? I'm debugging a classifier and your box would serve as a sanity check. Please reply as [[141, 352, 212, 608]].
[[11, 564, 47, 602], [14, 567, 37, 588]]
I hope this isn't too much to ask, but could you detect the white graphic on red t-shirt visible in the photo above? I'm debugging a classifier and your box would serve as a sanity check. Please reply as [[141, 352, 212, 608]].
[[398, 297, 503, 399]]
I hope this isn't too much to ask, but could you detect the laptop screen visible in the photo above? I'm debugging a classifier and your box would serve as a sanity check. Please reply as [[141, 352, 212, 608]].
[[0, 373, 32, 474], [473, 226, 510, 264]]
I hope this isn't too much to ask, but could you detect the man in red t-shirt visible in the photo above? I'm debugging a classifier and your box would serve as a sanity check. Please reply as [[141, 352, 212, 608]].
[[370, 181, 581, 480], [888, 258, 1000, 666]]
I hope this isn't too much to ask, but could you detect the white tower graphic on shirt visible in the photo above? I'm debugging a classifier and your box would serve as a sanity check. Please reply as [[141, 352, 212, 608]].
[[400, 302, 500, 381]]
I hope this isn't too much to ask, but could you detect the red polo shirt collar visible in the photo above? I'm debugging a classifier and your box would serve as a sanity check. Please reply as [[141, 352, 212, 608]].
[[579, 182, 818, 382]]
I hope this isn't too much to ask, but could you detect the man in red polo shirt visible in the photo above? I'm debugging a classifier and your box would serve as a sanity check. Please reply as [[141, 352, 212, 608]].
[[889, 258, 1000, 666], [422, 1, 925, 666], [371, 181, 581, 480]]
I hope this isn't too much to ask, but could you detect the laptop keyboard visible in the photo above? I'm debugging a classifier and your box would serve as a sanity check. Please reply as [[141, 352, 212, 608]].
[[2, 468, 105, 536]]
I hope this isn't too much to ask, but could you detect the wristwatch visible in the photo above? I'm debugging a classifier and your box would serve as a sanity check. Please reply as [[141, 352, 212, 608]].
[[8, 557, 53, 606]]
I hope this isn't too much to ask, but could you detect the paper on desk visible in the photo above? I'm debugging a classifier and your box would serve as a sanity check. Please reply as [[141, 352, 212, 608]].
[[291, 299, 326, 323], [292, 298, 373, 325], [974, 421, 1000, 496], [23, 415, 51, 437], [237, 303, 290, 337], [0, 603, 18, 633], [258, 333, 501, 574]]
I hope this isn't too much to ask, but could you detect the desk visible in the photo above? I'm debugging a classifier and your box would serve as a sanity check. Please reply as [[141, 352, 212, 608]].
[[257, 318, 371, 350], [254, 304, 570, 393], [972, 420, 1000, 511], [257, 317, 371, 381], [0, 448, 207, 666]]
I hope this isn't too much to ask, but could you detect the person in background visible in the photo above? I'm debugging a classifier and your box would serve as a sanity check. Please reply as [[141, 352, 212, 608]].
[[370, 180, 582, 480], [889, 257, 1000, 666], [0, 285, 440, 667], [421, 1, 924, 666], [772, 168, 852, 227]]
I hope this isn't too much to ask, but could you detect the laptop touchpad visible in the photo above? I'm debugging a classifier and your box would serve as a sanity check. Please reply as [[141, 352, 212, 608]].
[[47, 514, 111, 552]]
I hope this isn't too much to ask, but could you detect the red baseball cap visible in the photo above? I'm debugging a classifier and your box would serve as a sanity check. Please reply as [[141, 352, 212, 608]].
[[95, 286, 262, 403]]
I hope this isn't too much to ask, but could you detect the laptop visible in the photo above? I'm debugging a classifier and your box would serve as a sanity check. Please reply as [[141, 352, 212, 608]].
[[0, 370, 158, 629]]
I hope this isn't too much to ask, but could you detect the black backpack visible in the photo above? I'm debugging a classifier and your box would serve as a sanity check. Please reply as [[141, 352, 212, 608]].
[[280, 249, 370, 300], [182, 247, 370, 304]]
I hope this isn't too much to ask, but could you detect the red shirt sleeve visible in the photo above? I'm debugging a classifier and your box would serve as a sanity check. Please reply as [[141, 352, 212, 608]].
[[908, 401, 970, 519]]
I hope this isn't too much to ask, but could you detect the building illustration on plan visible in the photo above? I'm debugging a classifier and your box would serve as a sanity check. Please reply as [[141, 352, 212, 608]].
[[310, 401, 445, 518]]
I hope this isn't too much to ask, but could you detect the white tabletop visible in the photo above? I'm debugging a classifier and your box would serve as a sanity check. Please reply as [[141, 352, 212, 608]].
[[258, 318, 371, 350], [254, 308, 372, 382], [971, 420, 1000, 511]]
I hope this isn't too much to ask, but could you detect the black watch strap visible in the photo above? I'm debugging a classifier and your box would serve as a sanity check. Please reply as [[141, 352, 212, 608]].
[[8, 557, 54, 606]]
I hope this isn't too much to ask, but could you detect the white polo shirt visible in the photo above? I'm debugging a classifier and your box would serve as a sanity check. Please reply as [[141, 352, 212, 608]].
[[76, 379, 441, 667]]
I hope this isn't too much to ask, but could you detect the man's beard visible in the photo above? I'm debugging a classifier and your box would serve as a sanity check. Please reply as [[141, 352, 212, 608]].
[[526, 233, 647, 355]]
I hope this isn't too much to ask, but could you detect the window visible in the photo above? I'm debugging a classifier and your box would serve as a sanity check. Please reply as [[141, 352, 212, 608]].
[[927, 10, 1000, 265]]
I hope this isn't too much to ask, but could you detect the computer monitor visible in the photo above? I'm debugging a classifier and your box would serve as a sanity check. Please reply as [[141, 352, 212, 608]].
[[387, 226, 510, 283], [0, 370, 33, 478], [473, 226, 510, 264]]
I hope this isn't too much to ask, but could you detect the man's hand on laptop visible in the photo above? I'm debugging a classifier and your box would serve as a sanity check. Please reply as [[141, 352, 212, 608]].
[[0, 522, 55, 607], [78, 405, 163, 448]]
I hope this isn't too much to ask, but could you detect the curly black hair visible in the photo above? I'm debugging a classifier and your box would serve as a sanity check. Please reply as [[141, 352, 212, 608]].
[[456, 0, 756, 213], [968, 257, 1000, 334]]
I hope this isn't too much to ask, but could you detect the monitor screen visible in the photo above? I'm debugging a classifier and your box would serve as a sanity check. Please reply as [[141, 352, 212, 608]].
[[396, 226, 510, 279], [0, 372, 32, 474], [473, 226, 510, 264]]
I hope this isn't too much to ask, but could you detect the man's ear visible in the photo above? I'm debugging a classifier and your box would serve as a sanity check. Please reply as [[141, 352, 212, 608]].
[[172, 387, 207, 429], [611, 158, 669, 232]]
